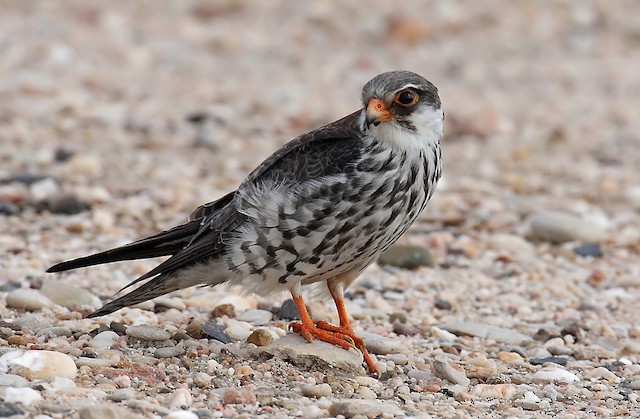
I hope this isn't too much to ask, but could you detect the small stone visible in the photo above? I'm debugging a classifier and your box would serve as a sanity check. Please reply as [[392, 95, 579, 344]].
[[90, 331, 119, 350], [300, 405, 324, 419], [300, 383, 332, 398], [154, 346, 186, 358], [439, 322, 531, 344], [486, 373, 512, 384], [358, 387, 378, 399], [262, 334, 363, 372], [14, 314, 51, 332], [166, 412, 199, 419], [1, 350, 77, 379], [360, 332, 402, 355], [498, 351, 524, 364], [246, 329, 274, 346], [2, 387, 42, 406], [532, 367, 579, 383], [6, 289, 53, 311], [168, 387, 192, 409], [212, 304, 236, 318], [237, 309, 272, 326], [0, 374, 29, 387], [434, 299, 452, 310], [433, 360, 470, 386], [110, 322, 128, 334], [277, 299, 303, 320], [222, 388, 257, 405], [54, 147, 75, 162], [224, 320, 252, 340], [108, 388, 136, 402], [36, 326, 72, 337], [0, 401, 24, 417], [528, 211, 607, 243], [125, 325, 170, 341], [530, 357, 568, 366], [29, 177, 59, 201], [68, 153, 102, 176], [587, 366, 620, 383], [46, 193, 89, 214], [201, 323, 232, 343], [41, 279, 99, 309], [193, 372, 212, 388], [573, 243, 603, 257], [329, 400, 401, 417], [471, 384, 516, 399], [378, 244, 435, 269], [78, 404, 139, 419]]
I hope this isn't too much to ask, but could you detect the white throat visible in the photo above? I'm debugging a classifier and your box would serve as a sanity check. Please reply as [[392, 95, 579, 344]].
[[362, 106, 444, 151]]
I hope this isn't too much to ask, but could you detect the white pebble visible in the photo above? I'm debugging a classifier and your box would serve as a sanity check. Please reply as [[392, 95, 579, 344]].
[[225, 320, 253, 340], [532, 367, 579, 383], [126, 325, 170, 341], [237, 309, 273, 325], [3, 387, 42, 406], [358, 387, 378, 399], [167, 387, 192, 409], [41, 279, 100, 309], [29, 177, 59, 201], [300, 383, 332, 398], [523, 391, 541, 402], [431, 326, 458, 342], [49, 377, 76, 391], [1, 350, 77, 379], [90, 331, 119, 350], [6, 289, 53, 311], [165, 411, 198, 419]]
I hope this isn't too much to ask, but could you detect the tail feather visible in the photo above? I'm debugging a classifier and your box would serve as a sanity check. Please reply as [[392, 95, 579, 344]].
[[87, 274, 185, 318], [46, 221, 201, 273]]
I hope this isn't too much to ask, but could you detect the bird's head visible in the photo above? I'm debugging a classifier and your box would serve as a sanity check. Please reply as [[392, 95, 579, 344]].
[[361, 71, 443, 149]]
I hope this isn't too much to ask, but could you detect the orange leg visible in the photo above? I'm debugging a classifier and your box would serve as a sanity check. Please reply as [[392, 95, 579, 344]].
[[289, 281, 379, 376]]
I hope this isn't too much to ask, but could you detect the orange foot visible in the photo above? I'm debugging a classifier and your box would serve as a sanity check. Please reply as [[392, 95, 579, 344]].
[[289, 320, 379, 376]]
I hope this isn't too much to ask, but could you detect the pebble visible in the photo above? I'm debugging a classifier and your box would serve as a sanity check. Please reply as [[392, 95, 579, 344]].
[[225, 320, 253, 340], [439, 322, 531, 344], [246, 328, 274, 346], [277, 299, 302, 320], [329, 400, 401, 417], [108, 388, 136, 402], [300, 405, 324, 419], [360, 332, 402, 355], [300, 383, 332, 398], [1, 350, 77, 379], [2, 387, 42, 406], [433, 359, 470, 386], [471, 384, 516, 399], [14, 314, 51, 332], [45, 193, 89, 214], [0, 374, 28, 387], [358, 387, 378, 399], [0, 401, 23, 417], [587, 366, 620, 383], [78, 404, 139, 419], [166, 412, 199, 419], [5, 289, 53, 311], [125, 325, 170, 341], [37, 326, 72, 337], [532, 367, 579, 383], [41, 279, 99, 309], [193, 372, 212, 388], [573, 243, 603, 257], [90, 331, 119, 350], [262, 334, 363, 372], [168, 387, 192, 409], [201, 323, 232, 343], [528, 211, 607, 243], [222, 388, 257, 405], [154, 346, 186, 358], [29, 177, 59, 201], [236, 309, 273, 325], [378, 244, 435, 269], [530, 357, 568, 366]]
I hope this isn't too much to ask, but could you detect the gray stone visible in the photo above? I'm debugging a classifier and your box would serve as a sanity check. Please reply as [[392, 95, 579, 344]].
[[125, 325, 170, 341], [6, 289, 53, 311], [299, 383, 332, 398], [236, 309, 273, 326], [528, 211, 606, 243], [154, 346, 186, 358], [108, 388, 136, 402], [15, 314, 51, 332], [439, 322, 531, 344], [79, 404, 140, 419], [0, 374, 29, 387], [378, 244, 435, 269], [201, 323, 232, 344], [433, 359, 470, 386], [41, 279, 98, 309], [329, 400, 401, 418], [262, 334, 363, 372], [360, 332, 402, 355]]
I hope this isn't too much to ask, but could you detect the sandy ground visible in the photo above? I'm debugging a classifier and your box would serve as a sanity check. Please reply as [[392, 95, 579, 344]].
[[1, 1, 640, 418]]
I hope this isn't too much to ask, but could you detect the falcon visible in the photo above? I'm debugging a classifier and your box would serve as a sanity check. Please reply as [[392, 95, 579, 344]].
[[48, 71, 444, 374]]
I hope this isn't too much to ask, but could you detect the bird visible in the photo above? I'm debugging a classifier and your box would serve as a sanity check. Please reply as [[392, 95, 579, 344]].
[[47, 70, 444, 374]]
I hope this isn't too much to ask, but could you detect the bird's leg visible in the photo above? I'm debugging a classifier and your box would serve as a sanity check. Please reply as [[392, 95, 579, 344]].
[[288, 282, 354, 351], [313, 279, 379, 375]]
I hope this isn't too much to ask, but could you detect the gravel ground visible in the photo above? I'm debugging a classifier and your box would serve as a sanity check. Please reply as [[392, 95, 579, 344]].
[[1, 1, 640, 418]]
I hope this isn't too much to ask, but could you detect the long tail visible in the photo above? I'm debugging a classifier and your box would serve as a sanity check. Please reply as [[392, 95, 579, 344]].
[[87, 274, 189, 318], [46, 221, 201, 273]]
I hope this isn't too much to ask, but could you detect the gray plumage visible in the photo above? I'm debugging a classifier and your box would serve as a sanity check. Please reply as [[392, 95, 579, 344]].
[[47, 70, 444, 318]]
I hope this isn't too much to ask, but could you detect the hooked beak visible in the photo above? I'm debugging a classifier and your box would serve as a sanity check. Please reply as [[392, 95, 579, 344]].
[[366, 98, 393, 127]]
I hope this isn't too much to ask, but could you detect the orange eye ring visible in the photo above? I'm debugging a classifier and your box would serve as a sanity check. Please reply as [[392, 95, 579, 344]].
[[393, 89, 419, 107]]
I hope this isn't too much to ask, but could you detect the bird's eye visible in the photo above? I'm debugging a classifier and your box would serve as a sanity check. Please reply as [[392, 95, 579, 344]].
[[394, 90, 419, 107]]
